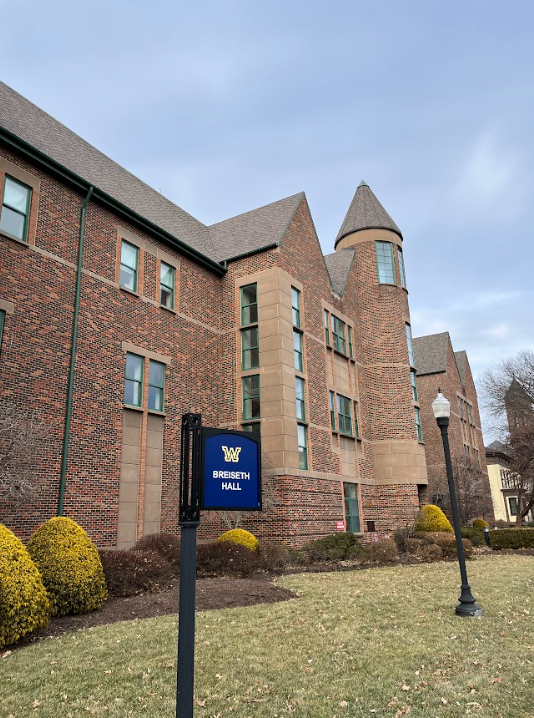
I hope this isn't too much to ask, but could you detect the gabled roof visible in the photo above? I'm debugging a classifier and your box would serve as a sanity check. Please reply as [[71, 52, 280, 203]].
[[485, 440, 512, 459], [335, 180, 402, 246], [324, 249, 356, 295], [454, 350, 468, 388], [413, 332, 450, 375], [0, 81, 219, 261], [209, 193, 304, 262]]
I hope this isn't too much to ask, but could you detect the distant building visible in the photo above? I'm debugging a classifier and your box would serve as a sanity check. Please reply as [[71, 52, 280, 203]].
[[0, 82, 429, 547], [413, 332, 494, 523], [505, 377, 534, 431]]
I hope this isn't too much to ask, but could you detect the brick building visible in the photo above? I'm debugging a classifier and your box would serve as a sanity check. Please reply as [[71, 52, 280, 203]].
[[0, 82, 428, 547], [413, 332, 494, 522]]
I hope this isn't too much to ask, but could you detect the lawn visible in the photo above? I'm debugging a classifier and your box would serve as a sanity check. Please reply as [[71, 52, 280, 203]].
[[2, 555, 533, 718]]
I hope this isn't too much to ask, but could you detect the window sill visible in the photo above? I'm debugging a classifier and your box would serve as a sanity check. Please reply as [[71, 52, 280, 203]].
[[333, 348, 349, 360], [378, 281, 398, 287], [148, 409, 166, 417], [159, 304, 177, 314], [339, 432, 354, 439], [123, 404, 143, 412], [120, 286, 140, 298], [0, 230, 30, 247]]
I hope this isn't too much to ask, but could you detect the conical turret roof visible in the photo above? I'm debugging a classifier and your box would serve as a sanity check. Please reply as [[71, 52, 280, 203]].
[[335, 181, 402, 246]]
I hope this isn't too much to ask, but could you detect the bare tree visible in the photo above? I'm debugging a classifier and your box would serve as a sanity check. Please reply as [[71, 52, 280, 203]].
[[220, 450, 277, 530], [431, 459, 489, 525], [0, 402, 44, 502], [480, 349, 534, 433], [503, 420, 534, 526]]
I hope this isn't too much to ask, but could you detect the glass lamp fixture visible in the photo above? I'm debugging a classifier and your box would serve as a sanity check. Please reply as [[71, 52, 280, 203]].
[[432, 389, 451, 419]]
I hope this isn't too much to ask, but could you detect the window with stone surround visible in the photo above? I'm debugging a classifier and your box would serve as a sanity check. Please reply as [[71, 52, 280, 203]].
[[353, 400, 361, 438], [120, 240, 139, 292], [411, 370, 418, 401], [375, 241, 396, 284], [160, 261, 175, 309], [124, 353, 144, 407], [344, 483, 361, 533], [348, 325, 354, 359], [415, 406, 423, 442], [331, 314, 347, 355], [297, 423, 308, 470], [242, 375, 260, 423], [295, 376, 306, 421], [337, 394, 352, 435], [324, 309, 330, 345], [291, 287, 301, 328], [0, 175, 32, 242], [329, 391, 336, 430], [148, 360, 165, 412], [405, 323, 414, 367], [241, 327, 259, 369], [398, 247, 407, 289], [241, 283, 258, 325], [293, 329, 303, 371]]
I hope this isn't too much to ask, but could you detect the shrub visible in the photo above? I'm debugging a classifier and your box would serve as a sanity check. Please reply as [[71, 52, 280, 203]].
[[414, 505, 453, 533], [258, 541, 291, 571], [368, 539, 399, 564], [472, 518, 489, 529], [99, 549, 174, 597], [0, 524, 50, 648], [217, 529, 259, 552], [302, 533, 363, 562], [417, 543, 443, 562], [27, 517, 107, 616], [393, 525, 416, 553], [135, 532, 180, 572], [404, 537, 426, 554], [346, 542, 371, 562], [413, 531, 473, 559], [197, 541, 259, 577], [461, 527, 485, 547], [489, 528, 534, 550]]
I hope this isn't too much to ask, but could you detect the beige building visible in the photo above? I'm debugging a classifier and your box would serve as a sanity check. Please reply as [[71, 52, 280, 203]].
[[486, 441, 534, 524]]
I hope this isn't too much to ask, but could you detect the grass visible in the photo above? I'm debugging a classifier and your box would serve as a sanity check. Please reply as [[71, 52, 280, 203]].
[[2, 554, 534, 718]]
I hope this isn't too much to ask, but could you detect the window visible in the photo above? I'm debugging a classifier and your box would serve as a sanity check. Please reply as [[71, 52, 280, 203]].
[[405, 323, 414, 366], [458, 397, 465, 420], [0, 176, 32, 242], [348, 326, 354, 359], [242, 422, 260, 433], [324, 310, 330, 346], [297, 423, 308, 470], [329, 391, 336, 430], [337, 394, 352, 435], [0, 310, 4, 356], [344, 483, 361, 533], [148, 360, 165, 411], [375, 241, 395, 284], [293, 330, 303, 371], [398, 247, 407, 289], [410, 370, 418, 401], [331, 315, 347, 354], [242, 375, 260, 421], [415, 407, 423, 442], [241, 283, 258, 325], [241, 327, 259, 369], [120, 240, 139, 291], [295, 376, 306, 421], [474, 448, 480, 471], [464, 444, 471, 463], [509, 497, 518, 516], [353, 401, 361, 438], [160, 262, 175, 309], [124, 353, 143, 407], [291, 287, 301, 327], [467, 403, 474, 425]]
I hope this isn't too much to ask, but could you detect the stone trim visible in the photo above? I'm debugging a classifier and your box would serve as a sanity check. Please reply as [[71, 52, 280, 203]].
[[0, 299, 15, 315], [121, 342, 172, 365]]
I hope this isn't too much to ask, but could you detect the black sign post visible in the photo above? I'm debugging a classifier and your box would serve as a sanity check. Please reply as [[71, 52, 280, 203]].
[[176, 414, 262, 718], [176, 413, 201, 718]]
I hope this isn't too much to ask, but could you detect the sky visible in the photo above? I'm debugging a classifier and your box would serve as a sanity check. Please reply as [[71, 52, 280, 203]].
[[2, 0, 533, 439]]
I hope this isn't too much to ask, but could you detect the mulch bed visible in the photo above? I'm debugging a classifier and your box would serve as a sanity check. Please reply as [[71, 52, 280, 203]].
[[11, 577, 297, 651]]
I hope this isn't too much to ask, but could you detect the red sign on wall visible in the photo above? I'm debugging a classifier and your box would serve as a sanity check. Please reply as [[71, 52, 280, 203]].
[[336, 520, 345, 531]]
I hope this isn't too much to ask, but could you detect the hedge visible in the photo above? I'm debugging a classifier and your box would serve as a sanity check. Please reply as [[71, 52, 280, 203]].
[[489, 528, 534, 550]]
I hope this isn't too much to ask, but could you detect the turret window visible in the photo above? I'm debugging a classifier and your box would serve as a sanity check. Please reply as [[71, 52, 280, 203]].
[[375, 241, 396, 284], [398, 248, 407, 289], [406, 323, 414, 367]]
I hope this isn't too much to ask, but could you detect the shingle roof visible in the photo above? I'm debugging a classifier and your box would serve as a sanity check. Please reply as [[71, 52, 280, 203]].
[[0, 81, 220, 260], [335, 180, 402, 245], [324, 249, 355, 294], [486, 440, 511, 457], [454, 350, 468, 388], [209, 193, 304, 262], [413, 332, 450, 375]]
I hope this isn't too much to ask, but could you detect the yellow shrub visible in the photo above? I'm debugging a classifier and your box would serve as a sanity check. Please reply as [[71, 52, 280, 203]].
[[0, 524, 50, 648], [414, 505, 453, 533], [217, 528, 259, 552], [473, 518, 489, 529], [27, 517, 107, 617]]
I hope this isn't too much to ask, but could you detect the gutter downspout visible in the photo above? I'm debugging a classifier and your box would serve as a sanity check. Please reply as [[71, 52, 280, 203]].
[[58, 185, 93, 515]]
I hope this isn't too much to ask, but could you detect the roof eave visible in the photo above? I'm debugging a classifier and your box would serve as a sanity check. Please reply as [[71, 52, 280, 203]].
[[0, 125, 226, 276]]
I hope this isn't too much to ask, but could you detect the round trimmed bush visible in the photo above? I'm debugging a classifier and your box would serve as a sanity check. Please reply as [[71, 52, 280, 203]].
[[217, 528, 259, 552], [0, 524, 50, 648], [27, 517, 107, 616], [414, 505, 453, 533], [472, 518, 489, 529]]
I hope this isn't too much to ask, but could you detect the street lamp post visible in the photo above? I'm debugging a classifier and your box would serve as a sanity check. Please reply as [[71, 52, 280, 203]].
[[432, 390, 483, 618]]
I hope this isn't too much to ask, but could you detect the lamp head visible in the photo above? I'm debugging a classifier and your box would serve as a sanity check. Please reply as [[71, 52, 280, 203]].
[[432, 389, 451, 419]]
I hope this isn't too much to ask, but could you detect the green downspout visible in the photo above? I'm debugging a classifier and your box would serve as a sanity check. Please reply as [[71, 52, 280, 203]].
[[58, 185, 93, 515]]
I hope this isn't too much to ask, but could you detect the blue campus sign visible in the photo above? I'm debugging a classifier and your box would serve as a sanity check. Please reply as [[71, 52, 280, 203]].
[[200, 428, 262, 511]]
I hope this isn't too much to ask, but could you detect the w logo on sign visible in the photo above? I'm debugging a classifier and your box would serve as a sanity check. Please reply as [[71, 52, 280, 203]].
[[222, 446, 241, 463]]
